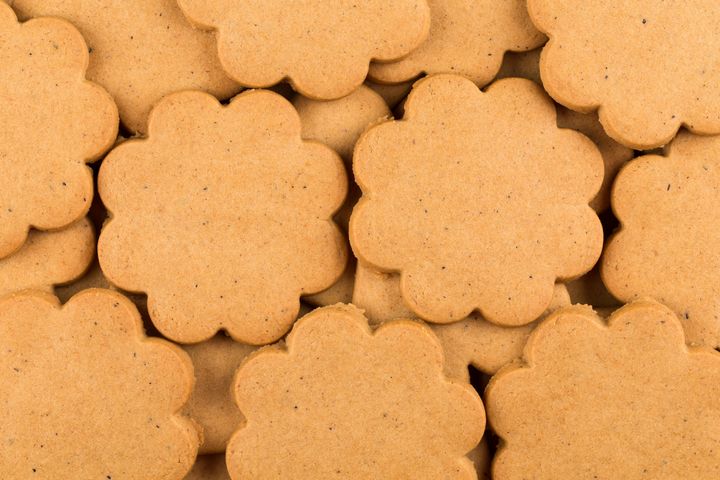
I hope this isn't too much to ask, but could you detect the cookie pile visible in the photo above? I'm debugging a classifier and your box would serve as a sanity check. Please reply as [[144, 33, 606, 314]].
[[1, 1, 719, 478]]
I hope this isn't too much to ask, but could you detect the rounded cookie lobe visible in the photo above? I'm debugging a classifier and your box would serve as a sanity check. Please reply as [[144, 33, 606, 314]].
[[227, 304, 485, 479], [0, 4, 117, 259], [0, 289, 199, 479], [528, 0, 720, 149], [350, 74, 603, 326], [11, 0, 239, 134], [98, 90, 347, 344], [176, 0, 431, 99], [602, 132, 720, 347], [486, 301, 720, 479], [369, 0, 545, 85]]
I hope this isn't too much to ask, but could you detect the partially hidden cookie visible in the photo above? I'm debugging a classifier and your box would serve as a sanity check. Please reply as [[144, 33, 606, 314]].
[[496, 47, 634, 212], [369, 0, 545, 86], [0, 4, 117, 259], [350, 74, 603, 326], [566, 264, 620, 309], [182, 334, 257, 454], [99, 90, 347, 344], [10, 0, 239, 134], [486, 300, 720, 479], [184, 455, 230, 480], [352, 262, 571, 380], [528, 0, 720, 149], [227, 304, 485, 479], [366, 80, 414, 109], [0, 218, 94, 298], [176, 0, 431, 99], [602, 132, 720, 347], [0, 289, 199, 478]]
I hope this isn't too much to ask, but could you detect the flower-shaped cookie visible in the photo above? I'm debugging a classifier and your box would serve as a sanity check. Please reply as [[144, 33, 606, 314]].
[[487, 301, 720, 479], [0, 4, 117, 259], [528, 0, 720, 149], [369, 0, 545, 86], [182, 335, 257, 454], [0, 218, 94, 298], [11, 0, 239, 134], [227, 304, 485, 479], [176, 0, 431, 99], [98, 90, 347, 344], [0, 289, 199, 478], [351, 74, 603, 326], [603, 132, 720, 347]]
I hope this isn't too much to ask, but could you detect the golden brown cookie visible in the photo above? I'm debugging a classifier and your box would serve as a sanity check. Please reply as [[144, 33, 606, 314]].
[[0, 4, 117, 259], [603, 132, 720, 347], [0, 289, 199, 478], [366, 80, 414, 109], [528, 0, 720, 149], [98, 90, 347, 344], [566, 265, 620, 309], [0, 218, 94, 298], [468, 439, 491, 480], [10, 0, 239, 134], [351, 74, 603, 326], [227, 304, 485, 479], [496, 47, 634, 212], [182, 334, 257, 455], [184, 455, 230, 480], [486, 300, 720, 479], [369, 0, 545, 85], [176, 0, 431, 99]]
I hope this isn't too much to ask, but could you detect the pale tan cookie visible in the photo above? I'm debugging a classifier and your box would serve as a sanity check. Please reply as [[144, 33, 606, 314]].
[[0, 218, 94, 298], [99, 90, 347, 345], [351, 74, 603, 326], [0, 289, 199, 479], [176, 0, 431, 99], [496, 47, 634, 212], [10, 0, 239, 134], [184, 455, 230, 480], [181, 334, 257, 455], [603, 132, 720, 347], [369, 0, 545, 86], [227, 304, 485, 479], [0, 4, 117, 259], [486, 301, 720, 479], [528, 0, 720, 149], [366, 80, 414, 109]]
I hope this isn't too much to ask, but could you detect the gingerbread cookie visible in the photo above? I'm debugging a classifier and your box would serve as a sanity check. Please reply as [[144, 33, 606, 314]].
[[0, 289, 199, 478], [603, 132, 720, 347], [182, 334, 257, 454], [566, 265, 620, 309], [351, 74, 603, 326], [176, 0, 431, 99], [227, 304, 485, 479], [0, 4, 117, 259], [98, 90, 347, 344], [184, 455, 230, 480], [486, 300, 720, 479], [366, 80, 414, 109], [528, 0, 720, 149], [496, 47, 634, 212], [10, 0, 239, 134], [369, 0, 545, 86], [0, 218, 94, 298]]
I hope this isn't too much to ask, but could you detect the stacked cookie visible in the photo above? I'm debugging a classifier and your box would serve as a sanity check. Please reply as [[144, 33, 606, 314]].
[[1, 1, 719, 478]]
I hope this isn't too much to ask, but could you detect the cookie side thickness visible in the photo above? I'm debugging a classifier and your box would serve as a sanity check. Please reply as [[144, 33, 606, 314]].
[[227, 304, 485, 479], [0, 289, 199, 478], [98, 89, 347, 344]]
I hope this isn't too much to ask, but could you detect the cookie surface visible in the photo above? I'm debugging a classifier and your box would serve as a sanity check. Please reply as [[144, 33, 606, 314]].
[[184, 455, 230, 480], [528, 0, 720, 149], [351, 74, 603, 326], [98, 90, 347, 344], [0, 218, 94, 297], [603, 132, 720, 347], [0, 4, 117, 259], [486, 301, 720, 479], [182, 335, 257, 454], [177, 0, 431, 99], [227, 304, 485, 479], [0, 289, 199, 479], [10, 0, 239, 134], [369, 0, 545, 85]]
